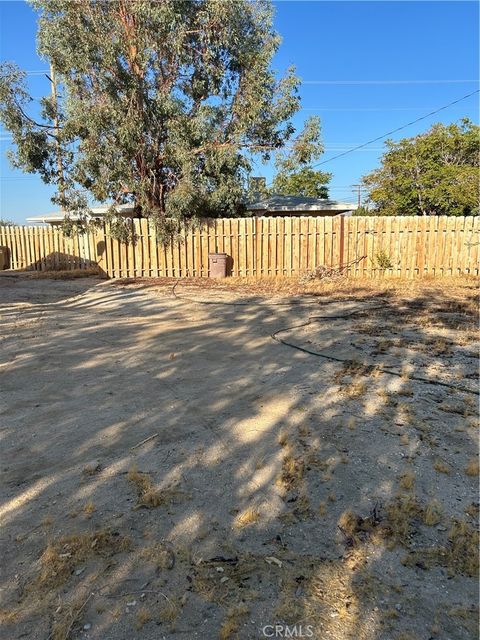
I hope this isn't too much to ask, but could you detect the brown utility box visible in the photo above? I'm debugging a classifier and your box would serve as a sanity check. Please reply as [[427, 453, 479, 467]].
[[208, 252, 227, 278], [0, 247, 9, 270]]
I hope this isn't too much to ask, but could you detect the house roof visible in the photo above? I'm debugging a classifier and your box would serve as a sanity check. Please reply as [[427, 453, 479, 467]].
[[27, 196, 356, 224], [26, 204, 135, 224], [246, 194, 355, 213]]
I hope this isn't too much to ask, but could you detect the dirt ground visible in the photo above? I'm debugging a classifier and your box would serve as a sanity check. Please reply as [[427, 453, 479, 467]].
[[0, 272, 478, 640]]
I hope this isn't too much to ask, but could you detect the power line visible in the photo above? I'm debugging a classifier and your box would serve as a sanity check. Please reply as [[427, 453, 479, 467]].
[[302, 79, 479, 85], [2, 91, 477, 184], [300, 107, 450, 112], [309, 89, 480, 169]]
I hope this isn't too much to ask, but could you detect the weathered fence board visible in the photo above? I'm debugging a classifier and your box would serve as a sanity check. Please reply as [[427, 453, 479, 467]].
[[0, 216, 478, 279]]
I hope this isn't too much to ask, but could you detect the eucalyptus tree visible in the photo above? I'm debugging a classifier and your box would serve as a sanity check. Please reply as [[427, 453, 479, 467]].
[[270, 116, 331, 198], [0, 0, 324, 238]]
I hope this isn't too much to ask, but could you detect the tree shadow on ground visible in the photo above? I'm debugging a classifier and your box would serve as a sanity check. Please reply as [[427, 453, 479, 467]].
[[0, 277, 478, 640], [0, 270, 105, 306]]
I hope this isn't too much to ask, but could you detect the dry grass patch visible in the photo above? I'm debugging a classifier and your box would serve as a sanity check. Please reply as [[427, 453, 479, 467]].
[[338, 510, 363, 542], [219, 604, 250, 640], [398, 402, 414, 424], [81, 462, 101, 479], [399, 470, 415, 491], [433, 459, 450, 475], [135, 606, 153, 630], [300, 559, 372, 639], [423, 500, 442, 526], [34, 530, 130, 591], [50, 594, 93, 640], [127, 466, 184, 508], [254, 455, 266, 470], [402, 518, 479, 577], [305, 451, 330, 471], [465, 458, 479, 476], [234, 507, 260, 529], [0, 609, 18, 625], [158, 597, 178, 624], [337, 507, 386, 547], [347, 416, 356, 431], [438, 401, 468, 416], [384, 494, 423, 548], [344, 381, 367, 399], [447, 519, 479, 577], [138, 275, 479, 302], [21, 267, 103, 280], [83, 502, 95, 515], [401, 366, 412, 380], [141, 543, 175, 570], [430, 338, 452, 355], [465, 502, 479, 519], [277, 451, 304, 493], [291, 492, 313, 520]]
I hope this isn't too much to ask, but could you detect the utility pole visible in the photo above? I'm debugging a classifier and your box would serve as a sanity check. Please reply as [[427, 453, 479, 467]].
[[48, 62, 66, 212], [351, 184, 364, 209]]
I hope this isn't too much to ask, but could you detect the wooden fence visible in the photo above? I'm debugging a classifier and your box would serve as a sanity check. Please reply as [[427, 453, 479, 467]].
[[1, 216, 478, 279]]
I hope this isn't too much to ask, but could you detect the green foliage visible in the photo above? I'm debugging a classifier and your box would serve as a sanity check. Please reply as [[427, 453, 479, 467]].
[[0, 63, 62, 182], [375, 250, 393, 270], [272, 166, 331, 198], [247, 177, 269, 202], [60, 217, 90, 238], [271, 116, 328, 197], [363, 120, 480, 216], [0, 0, 324, 238], [352, 206, 371, 216], [153, 218, 188, 246], [102, 209, 137, 244]]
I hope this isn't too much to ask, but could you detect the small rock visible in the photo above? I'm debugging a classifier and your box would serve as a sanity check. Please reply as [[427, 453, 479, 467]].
[[126, 600, 136, 607], [75, 568, 85, 576], [83, 624, 91, 631], [265, 556, 282, 568], [395, 604, 402, 611], [437, 525, 447, 531], [215, 566, 224, 573], [220, 576, 229, 583]]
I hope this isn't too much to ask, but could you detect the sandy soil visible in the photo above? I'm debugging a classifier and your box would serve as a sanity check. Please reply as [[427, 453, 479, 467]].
[[0, 273, 478, 640]]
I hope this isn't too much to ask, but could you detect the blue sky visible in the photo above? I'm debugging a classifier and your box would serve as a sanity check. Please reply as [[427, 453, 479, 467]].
[[0, 0, 478, 223]]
